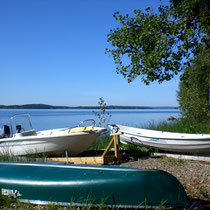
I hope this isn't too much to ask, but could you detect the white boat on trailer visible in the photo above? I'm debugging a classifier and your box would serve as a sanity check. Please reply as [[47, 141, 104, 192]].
[[109, 124, 210, 155], [0, 114, 106, 156]]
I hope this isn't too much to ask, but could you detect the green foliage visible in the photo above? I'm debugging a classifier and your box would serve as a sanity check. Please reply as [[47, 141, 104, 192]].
[[0, 194, 12, 208], [121, 144, 153, 158], [146, 118, 210, 134], [177, 49, 210, 120], [46, 203, 61, 210], [171, 0, 209, 37], [0, 154, 19, 162], [0, 152, 47, 163], [93, 98, 111, 128], [24, 152, 47, 161], [105, 0, 209, 84], [90, 135, 111, 150]]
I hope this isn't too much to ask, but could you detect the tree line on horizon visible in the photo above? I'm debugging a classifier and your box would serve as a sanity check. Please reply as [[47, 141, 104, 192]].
[[0, 104, 178, 109]]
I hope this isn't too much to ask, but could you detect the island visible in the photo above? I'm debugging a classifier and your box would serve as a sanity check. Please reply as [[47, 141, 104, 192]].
[[0, 104, 178, 109]]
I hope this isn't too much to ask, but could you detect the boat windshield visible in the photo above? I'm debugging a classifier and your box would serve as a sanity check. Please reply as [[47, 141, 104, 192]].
[[10, 113, 34, 136]]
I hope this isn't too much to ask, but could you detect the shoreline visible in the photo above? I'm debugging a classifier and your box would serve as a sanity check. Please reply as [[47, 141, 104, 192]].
[[0, 104, 179, 110]]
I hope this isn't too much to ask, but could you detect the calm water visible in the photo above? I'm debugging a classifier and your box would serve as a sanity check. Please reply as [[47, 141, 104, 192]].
[[0, 109, 180, 131]]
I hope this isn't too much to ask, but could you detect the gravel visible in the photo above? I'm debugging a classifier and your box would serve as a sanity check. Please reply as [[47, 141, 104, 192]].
[[120, 156, 210, 202]]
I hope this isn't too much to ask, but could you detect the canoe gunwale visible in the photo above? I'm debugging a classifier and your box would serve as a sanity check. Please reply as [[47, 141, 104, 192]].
[[0, 162, 143, 171], [18, 199, 187, 209]]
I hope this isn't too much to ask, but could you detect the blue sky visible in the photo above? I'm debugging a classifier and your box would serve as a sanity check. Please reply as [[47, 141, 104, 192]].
[[0, 0, 179, 107]]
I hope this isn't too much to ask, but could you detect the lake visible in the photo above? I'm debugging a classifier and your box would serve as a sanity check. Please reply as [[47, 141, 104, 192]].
[[0, 109, 180, 131]]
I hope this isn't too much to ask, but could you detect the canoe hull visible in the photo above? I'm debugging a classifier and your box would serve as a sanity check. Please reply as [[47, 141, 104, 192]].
[[112, 124, 210, 155], [0, 162, 188, 208]]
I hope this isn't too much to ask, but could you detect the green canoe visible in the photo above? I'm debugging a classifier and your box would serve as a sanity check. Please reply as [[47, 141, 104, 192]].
[[0, 162, 188, 208]]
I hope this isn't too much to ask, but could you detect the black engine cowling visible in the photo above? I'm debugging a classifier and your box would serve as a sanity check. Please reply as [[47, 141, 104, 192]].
[[0, 125, 10, 138]]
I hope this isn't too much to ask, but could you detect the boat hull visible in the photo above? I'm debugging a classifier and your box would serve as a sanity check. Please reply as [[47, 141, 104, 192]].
[[113, 124, 210, 155], [0, 128, 105, 156], [0, 162, 188, 208]]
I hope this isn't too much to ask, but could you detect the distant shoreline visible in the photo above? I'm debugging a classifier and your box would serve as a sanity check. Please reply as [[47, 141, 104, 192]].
[[0, 104, 178, 110]]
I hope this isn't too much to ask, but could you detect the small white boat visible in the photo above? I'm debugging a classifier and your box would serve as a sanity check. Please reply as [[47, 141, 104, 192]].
[[109, 124, 210, 155], [0, 114, 106, 156]]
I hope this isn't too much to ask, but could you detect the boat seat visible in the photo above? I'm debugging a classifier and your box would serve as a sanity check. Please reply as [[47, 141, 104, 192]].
[[70, 126, 93, 133], [0, 125, 10, 138]]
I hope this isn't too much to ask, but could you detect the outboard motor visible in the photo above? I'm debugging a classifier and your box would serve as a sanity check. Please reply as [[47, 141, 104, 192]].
[[0, 125, 10, 138]]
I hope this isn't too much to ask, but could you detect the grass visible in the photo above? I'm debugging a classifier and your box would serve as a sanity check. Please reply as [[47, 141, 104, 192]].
[[120, 143, 153, 158], [0, 152, 46, 162], [162, 156, 185, 166], [0, 194, 172, 210], [24, 152, 47, 161], [90, 135, 112, 150], [0, 153, 20, 162], [0, 194, 12, 208], [146, 118, 210, 134]]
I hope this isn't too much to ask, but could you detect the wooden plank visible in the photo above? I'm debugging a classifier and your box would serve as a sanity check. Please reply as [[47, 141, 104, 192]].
[[102, 137, 114, 157], [114, 135, 120, 159], [49, 156, 105, 165], [49, 153, 128, 165]]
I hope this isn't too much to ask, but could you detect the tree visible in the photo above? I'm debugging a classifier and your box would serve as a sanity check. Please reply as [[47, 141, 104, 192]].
[[177, 49, 210, 120], [105, 0, 209, 84]]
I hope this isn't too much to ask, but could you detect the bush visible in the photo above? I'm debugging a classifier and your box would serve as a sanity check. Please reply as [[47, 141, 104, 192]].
[[177, 49, 210, 121]]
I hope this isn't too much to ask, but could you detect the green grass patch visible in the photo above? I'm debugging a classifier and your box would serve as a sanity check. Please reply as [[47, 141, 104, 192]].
[[121, 144, 153, 158], [24, 152, 47, 161], [0, 153, 46, 163], [90, 135, 112, 150], [0, 154, 20, 162], [0, 194, 12, 208], [162, 156, 185, 166], [146, 118, 210, 134]]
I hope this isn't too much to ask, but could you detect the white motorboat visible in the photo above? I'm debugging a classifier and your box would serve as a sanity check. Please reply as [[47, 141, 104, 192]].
[[109, 124, 210, 155], [0, 114, 106, 156]]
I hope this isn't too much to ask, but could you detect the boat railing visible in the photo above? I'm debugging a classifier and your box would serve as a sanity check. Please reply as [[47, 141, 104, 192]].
[[67, 119, 96, 133], [79, 119, 96, 127]]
